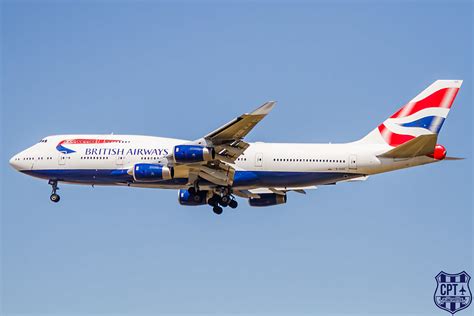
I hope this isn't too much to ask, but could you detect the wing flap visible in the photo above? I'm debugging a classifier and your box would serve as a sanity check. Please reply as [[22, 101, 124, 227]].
[[198, 164, 235, 186]]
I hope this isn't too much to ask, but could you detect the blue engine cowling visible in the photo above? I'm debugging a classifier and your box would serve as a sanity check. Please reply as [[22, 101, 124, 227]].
[[248, 193, 287, 207], [173, 145, 215, 163], [178, 189, 209, 206], [132, 163, 174, 182]]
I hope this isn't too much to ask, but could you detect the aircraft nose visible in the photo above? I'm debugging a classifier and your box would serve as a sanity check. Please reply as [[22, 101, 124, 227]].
[[9, 155, 19, 170]]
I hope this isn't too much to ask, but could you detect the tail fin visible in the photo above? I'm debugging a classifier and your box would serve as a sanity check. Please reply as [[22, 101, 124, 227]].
[[358, 80, 462, 146]]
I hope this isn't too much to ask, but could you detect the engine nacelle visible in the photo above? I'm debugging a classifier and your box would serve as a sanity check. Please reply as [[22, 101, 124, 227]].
[[428, 144, 447, 160], [173, 145, 215, 163], [248, 193, 287, 207], [178, 189, 209, 206], [132, 163, 174, 182]]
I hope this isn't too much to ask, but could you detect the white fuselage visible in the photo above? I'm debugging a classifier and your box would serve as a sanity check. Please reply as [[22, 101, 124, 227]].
[[9, 134, 438, 190]]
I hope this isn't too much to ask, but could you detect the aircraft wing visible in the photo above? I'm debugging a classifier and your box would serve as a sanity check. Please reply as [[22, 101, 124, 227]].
[[167, 101, 276, 186], [203, 101, 276, 162]]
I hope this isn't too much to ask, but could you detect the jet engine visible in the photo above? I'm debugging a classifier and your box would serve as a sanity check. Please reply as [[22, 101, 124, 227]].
[[173, 145, 215, 163], [178, 189, 209, 206], [248, 193, 287, 207], [132, 163, 174, 182]]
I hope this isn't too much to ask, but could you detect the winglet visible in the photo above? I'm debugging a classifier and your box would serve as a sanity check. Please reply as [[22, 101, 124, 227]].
[[250, 101, 276, 116]]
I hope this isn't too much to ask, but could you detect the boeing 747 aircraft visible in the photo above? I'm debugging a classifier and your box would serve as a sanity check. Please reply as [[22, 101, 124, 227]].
[[9, 80, 463, 214]]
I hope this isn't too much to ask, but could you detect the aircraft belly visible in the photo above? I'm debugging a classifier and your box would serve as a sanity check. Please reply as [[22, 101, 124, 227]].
[[232, 171, 363, 188], [21, 169, 364, 189]]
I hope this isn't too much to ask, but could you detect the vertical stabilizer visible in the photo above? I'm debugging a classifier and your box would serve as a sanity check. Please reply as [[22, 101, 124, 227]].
[[357, 80, 462, 146]]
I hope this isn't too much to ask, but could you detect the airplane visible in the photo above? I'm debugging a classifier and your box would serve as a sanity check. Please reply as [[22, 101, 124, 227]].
[[9, 80, 463, 215]]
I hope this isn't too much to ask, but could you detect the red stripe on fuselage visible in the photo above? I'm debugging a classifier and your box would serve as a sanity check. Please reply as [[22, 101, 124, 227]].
[[58, 139, 122, 145]]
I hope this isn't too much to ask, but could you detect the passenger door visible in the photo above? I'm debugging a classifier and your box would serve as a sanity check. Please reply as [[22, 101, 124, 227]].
[[348, 154, 357, 170], [116, 155, 129, 168], [58, 152, 67, 166]]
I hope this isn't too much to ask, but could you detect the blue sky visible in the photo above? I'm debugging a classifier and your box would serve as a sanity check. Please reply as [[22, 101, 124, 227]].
[[1, 1, 472, 315]]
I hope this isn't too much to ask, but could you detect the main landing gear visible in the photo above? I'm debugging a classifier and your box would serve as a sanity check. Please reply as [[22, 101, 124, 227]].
[[189, 186, 238, 215], [49, 180, 60, 203], [208, 194, 238, 215], [217, 195, 238, 209]]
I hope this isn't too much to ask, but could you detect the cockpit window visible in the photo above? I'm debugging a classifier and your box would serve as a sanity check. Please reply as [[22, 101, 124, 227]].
[[39, 139, 48, 143]]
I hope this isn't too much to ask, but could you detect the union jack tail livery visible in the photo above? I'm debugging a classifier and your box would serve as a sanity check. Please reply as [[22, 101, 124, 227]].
[[359, 80, 462, 147]]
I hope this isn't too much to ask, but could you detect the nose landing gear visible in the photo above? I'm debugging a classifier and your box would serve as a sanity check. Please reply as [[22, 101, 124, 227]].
[[48, 180, 60, 203]]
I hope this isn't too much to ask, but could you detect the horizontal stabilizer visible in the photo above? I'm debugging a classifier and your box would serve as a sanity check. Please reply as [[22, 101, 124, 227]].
[[444, 156, 465, 161], [378, 134, 437, 158]]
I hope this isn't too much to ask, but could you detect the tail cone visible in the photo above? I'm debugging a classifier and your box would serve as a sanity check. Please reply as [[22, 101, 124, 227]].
[[428, 144, 447, 160]]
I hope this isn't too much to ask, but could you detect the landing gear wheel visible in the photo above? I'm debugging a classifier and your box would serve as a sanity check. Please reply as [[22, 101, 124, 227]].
[[48, 180, 60, 203], [219, 195, 230, 207], [229, 199, 238, 209], [213, 205, 223, 215], [208, 195, 219, 207], [50, 193, 60, 203]]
